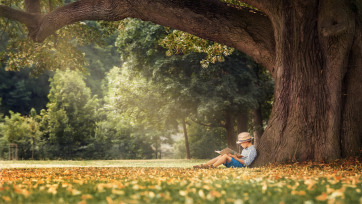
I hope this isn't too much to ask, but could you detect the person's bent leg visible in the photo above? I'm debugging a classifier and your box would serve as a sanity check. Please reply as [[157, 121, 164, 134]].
[[213, 154, 232, 167], [205, 155, 222, 165]]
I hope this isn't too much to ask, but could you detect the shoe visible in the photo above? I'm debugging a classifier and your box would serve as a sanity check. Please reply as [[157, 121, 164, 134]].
[[193, 164, 206, 169], [199, 164, 216, 169], [205, 164, 216, 169]]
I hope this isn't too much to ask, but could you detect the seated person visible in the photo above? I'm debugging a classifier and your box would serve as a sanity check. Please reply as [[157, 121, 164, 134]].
[[193, 132, 257, 168]]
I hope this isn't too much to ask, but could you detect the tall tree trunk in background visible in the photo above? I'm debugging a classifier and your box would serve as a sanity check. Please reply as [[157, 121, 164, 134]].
[[155, 138, 158, 159], [225, 110, 237, 150], [237, 110, 248, 134], [32, 137, 35, 160], [252, 104, 263, 148], [237, 110, 248, 153], [182, 118, 191, 159]]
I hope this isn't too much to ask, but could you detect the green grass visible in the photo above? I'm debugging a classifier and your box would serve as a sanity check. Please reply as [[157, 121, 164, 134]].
[[0, 159, 362, 203], [0, 159, 209, 168]]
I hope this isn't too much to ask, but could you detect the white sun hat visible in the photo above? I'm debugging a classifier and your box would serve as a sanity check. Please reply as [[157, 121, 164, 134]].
[[236, 132, 254, 144]]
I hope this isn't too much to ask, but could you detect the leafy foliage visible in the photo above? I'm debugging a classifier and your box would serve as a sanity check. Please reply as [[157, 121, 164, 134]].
[[43, 69, 99, 159], [115, 19, 267, 127], [0, 0, 107, 76], [0, 110, 44, 159], [158, 0, 259, 68], [101, 67, 173, 159]]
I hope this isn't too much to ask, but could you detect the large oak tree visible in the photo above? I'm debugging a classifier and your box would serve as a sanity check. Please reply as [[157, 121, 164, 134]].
[[1, 0, 361, 166]]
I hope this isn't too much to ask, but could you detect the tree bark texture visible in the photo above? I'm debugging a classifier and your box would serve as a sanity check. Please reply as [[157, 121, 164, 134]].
[[252, 104, 263, 148], [2, 0, 362, 166], [253, 0, 358, 166], [182, 118, 191, 159]]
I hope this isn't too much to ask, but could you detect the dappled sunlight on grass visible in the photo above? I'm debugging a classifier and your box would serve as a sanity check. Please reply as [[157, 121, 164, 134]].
[[0, 158, 362, 203]]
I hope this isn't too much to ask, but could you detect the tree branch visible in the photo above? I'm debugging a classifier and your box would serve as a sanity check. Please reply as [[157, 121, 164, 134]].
[[0, 0, 276, 72]]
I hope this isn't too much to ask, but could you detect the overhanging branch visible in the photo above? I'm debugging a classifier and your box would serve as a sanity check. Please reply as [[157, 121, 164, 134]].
[[0, 0, 276, 72]]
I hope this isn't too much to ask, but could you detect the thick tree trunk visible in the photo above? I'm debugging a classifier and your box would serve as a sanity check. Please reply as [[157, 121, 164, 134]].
[[182, 118, 191, 159], [252, 104, 263, 148], [225, 110, 237, 150], [340, 16, 362, 158], [253, 0, 356, 166]]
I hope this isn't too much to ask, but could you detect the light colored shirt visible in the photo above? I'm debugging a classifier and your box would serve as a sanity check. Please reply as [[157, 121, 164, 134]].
[[241, 145, 257, 166]]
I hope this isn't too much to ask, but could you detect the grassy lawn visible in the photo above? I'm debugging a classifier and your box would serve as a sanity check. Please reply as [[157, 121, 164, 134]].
[[0, 158, 362, 203], [0, 159, 209, 169]]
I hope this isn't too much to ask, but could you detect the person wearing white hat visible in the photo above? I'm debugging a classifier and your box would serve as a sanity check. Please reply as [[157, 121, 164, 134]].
[[193, 132, 257, 169]]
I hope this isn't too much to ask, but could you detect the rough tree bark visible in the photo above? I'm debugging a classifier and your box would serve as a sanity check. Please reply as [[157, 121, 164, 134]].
[[1, 0, 362, 166], [254, 0, 358, 166], [182, 118, 191, 159]]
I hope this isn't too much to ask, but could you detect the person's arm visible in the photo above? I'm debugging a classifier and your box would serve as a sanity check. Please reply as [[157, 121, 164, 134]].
[[230, 154, 245, 165]]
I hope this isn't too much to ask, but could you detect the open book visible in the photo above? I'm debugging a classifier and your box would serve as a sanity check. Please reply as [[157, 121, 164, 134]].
[[215, 147, 243, 157]]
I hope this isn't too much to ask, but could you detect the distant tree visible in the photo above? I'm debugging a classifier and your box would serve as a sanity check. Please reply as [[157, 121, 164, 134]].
[[0, 110, 33, 159], [25, 108, 43, 160], [2, 111, 27, 143], [45, 69, 99, 159], [102, 67, 173, 159]]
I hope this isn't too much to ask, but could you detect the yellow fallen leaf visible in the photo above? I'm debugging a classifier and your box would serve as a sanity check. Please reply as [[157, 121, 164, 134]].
[[179, 190, 187, 196], [198, 189, 205, 199], [72, 189, 82, 195], [329, 190, 344, 199], [106, 196, 114, 204], [210, 190, 222, 198], [316, 192, 327, 201], [112, 189, 124, 195], [149, 191, 155, 198], [2, 196, 11, 201], [203, 185, 211, 190], [81, 194, 93, 199], [15, 188, 30, 197], [305, 179, 315, 190]]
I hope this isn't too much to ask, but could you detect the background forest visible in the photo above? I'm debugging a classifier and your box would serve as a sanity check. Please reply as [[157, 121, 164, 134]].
[[0, 17, 274, 160]]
